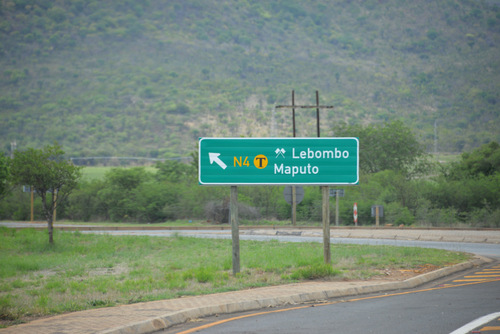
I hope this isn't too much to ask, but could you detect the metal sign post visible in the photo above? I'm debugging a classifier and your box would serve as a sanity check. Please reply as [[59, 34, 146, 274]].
[[230, 186, 240, 274]]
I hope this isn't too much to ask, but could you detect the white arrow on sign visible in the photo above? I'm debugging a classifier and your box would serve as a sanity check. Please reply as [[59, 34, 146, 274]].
[[209, 152, 227, 170]]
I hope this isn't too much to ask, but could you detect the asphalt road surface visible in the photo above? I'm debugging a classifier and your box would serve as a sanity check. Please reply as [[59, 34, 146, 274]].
[[161, 263, 500, 334]]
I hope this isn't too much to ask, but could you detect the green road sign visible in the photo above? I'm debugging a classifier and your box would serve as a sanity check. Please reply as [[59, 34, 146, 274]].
[[198, 137, 359, 185]]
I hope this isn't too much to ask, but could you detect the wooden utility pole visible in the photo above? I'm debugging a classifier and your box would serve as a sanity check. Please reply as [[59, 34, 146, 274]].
[[276, 91, 334, 138], [276, 91, 334, 264], [276, 90, 334, 225]]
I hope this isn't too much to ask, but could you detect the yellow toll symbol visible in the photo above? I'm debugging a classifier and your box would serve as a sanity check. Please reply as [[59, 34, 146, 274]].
[[253, 154, 268, 169]]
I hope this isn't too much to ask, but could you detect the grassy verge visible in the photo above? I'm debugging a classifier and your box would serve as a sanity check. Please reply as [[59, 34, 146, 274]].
[[0, 227, 470, 327]]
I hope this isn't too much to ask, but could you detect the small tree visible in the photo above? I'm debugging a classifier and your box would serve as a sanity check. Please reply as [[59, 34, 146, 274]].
[[445, 141, 500, 180], [10, 143, 82, 244], [333, 120, 431, 177]]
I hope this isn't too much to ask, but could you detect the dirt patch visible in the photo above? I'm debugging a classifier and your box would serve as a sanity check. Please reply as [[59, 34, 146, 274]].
[[371, 264, 441, 281]]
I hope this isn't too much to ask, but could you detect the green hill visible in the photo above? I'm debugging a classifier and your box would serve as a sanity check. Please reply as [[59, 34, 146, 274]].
[[1, 0, 499, 159]]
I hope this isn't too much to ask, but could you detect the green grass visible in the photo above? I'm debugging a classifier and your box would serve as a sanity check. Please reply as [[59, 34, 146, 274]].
[[80, 166, 157, 181], [80, 166, 110, 181], [431, 153, 460, 165], [0, 227, 470, 327]]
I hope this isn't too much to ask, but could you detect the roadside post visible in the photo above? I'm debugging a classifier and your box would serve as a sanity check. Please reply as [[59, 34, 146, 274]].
[[371, 205, 384, 226], [23, 186, 58, 223], [22, 186, 36, 222], [199, 137, 359, 270], [31, 187, 34, 222], [353, 202, 358, 226], [329, 189, 345, 226], [283, 185, 304, 226]]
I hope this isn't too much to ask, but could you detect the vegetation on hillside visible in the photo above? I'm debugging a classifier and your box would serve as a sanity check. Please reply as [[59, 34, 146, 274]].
[[1, 0, 499, 158]]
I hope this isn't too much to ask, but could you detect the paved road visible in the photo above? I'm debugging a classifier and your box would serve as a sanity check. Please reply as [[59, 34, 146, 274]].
[[161, 263, 500, 334], [3, 221, 499, 257]]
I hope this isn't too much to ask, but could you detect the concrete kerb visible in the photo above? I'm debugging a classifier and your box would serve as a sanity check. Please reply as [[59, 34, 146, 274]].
[[104, 256, 490, 334], [243, 228, 500, 244]]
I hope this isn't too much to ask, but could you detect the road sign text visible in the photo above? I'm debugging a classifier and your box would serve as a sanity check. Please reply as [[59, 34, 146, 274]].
[[292, 147, 349, 159]]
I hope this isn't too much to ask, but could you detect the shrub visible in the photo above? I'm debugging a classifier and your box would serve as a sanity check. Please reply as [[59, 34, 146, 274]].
[[385, 202, 415, 226], [290, 264, 341, 280]]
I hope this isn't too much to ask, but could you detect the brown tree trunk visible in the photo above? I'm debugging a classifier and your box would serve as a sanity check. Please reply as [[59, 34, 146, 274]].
[[48, 217, 54, 244], [41, 192, 54, 244]]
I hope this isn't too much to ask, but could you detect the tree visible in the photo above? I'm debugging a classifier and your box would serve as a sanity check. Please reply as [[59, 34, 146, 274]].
[[0, 153, 10, 200], [10, 143, 82, 244], [97, 167, 151, 222], [155, 160, 195, 183], [445, 141, 500, 180], [333, 120, 430, 177], [433, 141, 500, 215]]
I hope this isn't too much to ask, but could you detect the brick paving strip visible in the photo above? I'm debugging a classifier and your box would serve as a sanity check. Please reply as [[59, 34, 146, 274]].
[[0, 256, 489, 334]]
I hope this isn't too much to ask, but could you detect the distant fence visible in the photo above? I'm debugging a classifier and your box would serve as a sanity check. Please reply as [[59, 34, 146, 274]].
[[70, 156, 192, 166]]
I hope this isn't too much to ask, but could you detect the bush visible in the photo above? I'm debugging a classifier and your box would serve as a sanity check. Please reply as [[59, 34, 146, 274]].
[[466, 207, 500, 228], [0, 189, 43, 221], [290, 263, 341, 280], [384, 202, 415, 226], [203, 199, 260, 224], [65, 180, 105, 221], [204, 199, 229, 224], [417, 206, 459, 227]]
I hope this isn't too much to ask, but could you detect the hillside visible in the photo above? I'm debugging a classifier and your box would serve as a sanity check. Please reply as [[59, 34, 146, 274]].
[[1, 0, 499, 159]]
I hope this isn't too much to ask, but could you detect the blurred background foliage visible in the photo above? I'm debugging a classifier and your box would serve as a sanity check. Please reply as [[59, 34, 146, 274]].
[[0, 0, 499, 159]]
